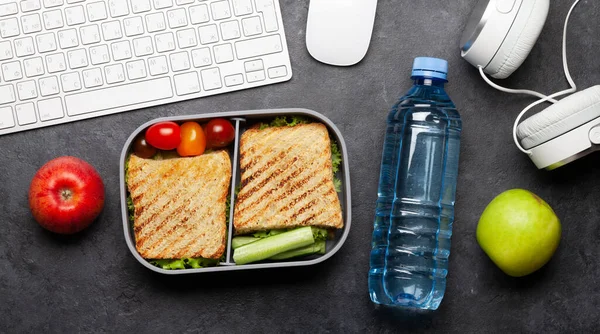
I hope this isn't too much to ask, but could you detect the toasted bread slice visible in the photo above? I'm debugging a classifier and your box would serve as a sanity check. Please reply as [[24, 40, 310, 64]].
[[234, 123, 343, 235], [127, 151, 231, 259]]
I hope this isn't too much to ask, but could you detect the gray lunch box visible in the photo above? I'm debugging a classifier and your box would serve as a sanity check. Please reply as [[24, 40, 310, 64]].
[[119, 108, 352, 274]]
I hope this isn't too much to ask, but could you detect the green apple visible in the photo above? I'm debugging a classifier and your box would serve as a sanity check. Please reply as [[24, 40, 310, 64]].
[[476, 189, 561, 277]]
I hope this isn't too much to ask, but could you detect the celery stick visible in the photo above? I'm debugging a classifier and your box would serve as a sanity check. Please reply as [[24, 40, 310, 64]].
[[233, 226, 315, 265], [232, 236, 260, 249], [269, 240, 326, 260]]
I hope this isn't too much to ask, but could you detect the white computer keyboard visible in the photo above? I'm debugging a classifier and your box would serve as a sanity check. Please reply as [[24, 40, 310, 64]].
[[0, 0, 292, 136]]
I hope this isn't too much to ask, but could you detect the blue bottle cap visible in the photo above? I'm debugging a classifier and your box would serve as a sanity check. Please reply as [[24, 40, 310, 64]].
[[411, 57, 448, 81]]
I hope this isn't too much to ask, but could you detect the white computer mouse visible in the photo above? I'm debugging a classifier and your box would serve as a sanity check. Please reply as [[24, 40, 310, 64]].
[[306, 0, 378, 66]]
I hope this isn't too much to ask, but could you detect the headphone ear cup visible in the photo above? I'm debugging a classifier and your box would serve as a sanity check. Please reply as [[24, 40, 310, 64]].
[[486, 0, 550, 79], [517, 86, 600, 149]]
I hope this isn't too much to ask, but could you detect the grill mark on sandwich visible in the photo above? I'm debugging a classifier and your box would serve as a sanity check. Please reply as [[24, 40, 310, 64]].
[[299, 213, 317, 226], [134, 160, 205, 236], [236, 157, 322, 226], [151, 171, 227, 258], [136, 193, 191, 249], [291, 198, 319, 218], [154, 216, 190, 259], [140, 197, 192, 253], [241, 150, 285, 188], [235, 158, 300, 217], [240, 126, 304, 173]]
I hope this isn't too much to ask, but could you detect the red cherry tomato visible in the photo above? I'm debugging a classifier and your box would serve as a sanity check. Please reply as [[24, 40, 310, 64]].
[[205, 118, 235, 148], [145, 122, 181, 150], [177, 122, 206, 157]]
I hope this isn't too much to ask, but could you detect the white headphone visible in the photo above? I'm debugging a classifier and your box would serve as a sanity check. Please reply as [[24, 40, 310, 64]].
[[461, 0, 600, 170]]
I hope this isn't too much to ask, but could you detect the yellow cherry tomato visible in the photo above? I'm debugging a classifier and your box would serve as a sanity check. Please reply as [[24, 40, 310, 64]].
[[177, 122, 206, 157]]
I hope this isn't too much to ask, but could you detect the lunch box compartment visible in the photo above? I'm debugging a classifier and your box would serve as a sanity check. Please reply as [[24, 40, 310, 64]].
[[119, 108, 352, 274]]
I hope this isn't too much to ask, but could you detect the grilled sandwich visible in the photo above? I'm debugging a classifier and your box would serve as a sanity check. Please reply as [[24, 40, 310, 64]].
[[127, 151, 231, 260], [233, 123, 343, 235]]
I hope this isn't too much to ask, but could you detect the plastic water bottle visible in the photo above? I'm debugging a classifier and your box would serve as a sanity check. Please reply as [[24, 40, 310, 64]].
[[369, 57, 462, 310]]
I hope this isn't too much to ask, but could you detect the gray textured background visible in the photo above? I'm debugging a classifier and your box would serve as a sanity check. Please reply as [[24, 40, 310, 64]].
[[1, 0, 600, 332]]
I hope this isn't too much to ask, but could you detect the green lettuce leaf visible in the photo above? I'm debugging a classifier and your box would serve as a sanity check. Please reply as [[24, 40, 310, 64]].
[[330, 141, 342, 174], [259, 116, 310, 129], [150, 258, 219, 270]]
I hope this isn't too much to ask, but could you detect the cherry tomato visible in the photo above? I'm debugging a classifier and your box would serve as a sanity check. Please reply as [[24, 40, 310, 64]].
[[132, 134, 157, 158], [205, 118, 235, 148], [177, 122, 206, 157], [145, 122, 181, 150]]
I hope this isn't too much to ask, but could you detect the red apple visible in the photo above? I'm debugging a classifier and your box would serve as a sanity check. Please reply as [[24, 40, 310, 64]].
[[29, 156, 105, 234]]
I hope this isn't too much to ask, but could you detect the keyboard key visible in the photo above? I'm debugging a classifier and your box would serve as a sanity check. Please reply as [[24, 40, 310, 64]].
[[173, 72, 200, 95], [89, 44, 110, 64], [64, 77, 173, 116], [198, 24, 218, 44], [255, 0, 278, 32], [14, 37, 36, 57], [2, 61, 23, 81], [82, 68, 103, 87], [235, 34, 282, 59], [65, 5, 86, 26], [67, 0, 86, 3], [21, 0, 41, 13], [38, 76, 60, 96], [213, 43, 233, 64], [21, 13, 43, 34], [0, 17, 19, 37], [60, 71, 81, 91], [17, 80, 38, 100], [241, 16, 261, 36], [224, 73, 243, 87], [176, 28, 197, 49], [36, 32, 57, 52], [42, 9, 63, 30], [191, 47, 211, 67], [232, 0, 252, 16], [0, 84, 16, 104], [155, 32, 175, 52], [244, 59, 263, 72], [220, 20, 240, 41], [200, 67, 221, 90], [111, 40, 132, 60], [145, 12, 165, 32], [108, 0, 129, 18], [246, 70, 265, 83], [105, 63, 125, 84], [16, 103, 37, 125], [153, 0, 172, 10], [131, 0, 151, 14], [124, 16, 144, 36], [167, 8, 187, 29], [87, 2, 108, 22], [102, 20, 122, 40], [37, 97, 64, 121], [58, 28, 79, 48], [133, 36, 153, 56], [0, 41, 12, 60], [175, 0, 193, 5], [211, 1, 231, 21], [147, 55, 168, 75], [45, 53, 67, 73], [169, 51, 190, 72], [126, 59, 147, 79], [189, 4, 209, 25], [24, 57, 45, 77], [67, 48, 88, 69], [0, 106, 15, 129], [43, 0, 63, 9], [80, 25, 101, 44]]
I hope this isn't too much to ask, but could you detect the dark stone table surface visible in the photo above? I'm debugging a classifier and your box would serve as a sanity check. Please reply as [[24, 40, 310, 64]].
[[1, 1, 599, 332]]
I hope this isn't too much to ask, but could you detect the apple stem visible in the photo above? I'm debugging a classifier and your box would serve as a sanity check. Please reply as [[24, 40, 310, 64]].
[[60, 189, 73, 201]]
